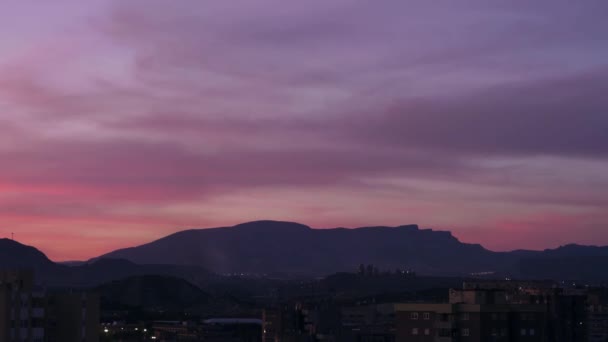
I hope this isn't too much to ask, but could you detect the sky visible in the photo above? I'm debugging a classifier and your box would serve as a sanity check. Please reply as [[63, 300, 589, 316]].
[[1, 1, 607, 261]]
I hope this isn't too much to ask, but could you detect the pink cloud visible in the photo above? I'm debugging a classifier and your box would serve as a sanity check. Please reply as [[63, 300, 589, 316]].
[[0, 0, 607, 259]]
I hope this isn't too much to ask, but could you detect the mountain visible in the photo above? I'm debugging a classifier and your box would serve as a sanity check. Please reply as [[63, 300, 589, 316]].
[[518, 244, 608, 281], [97, 275, 211, 311], [55, 258, 214, 288], [98, 221, 608, 280], [0, 238, 56, 270], [538, 244, 608, 258], [0, 239, 214, 287], [98, 220, 514, 276], [57, 260, 86, 266], [5, 223, 608, 283], [96, 275, 250, 316]]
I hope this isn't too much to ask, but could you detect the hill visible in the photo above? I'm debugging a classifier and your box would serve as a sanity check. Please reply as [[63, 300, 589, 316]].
[[0, 238, 55, 270], [98, 221, 512, 276], [98, 221, 608, 280], [96, 275, 250, 317], [5, 222, 608, 284], [97, 274, 211, 311], [0, 239, 214, 287]]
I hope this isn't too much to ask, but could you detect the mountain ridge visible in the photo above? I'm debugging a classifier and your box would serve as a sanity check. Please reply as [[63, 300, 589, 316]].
[[94, 220, 525, 276], [4, 221, 608, 283]]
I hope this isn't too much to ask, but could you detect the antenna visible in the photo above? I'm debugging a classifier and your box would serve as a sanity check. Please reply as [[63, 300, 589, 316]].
[[11, 232, 14, 240]]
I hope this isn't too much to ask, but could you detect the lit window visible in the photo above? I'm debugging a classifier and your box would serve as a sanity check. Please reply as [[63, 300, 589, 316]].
[[423, 313, 430, 320], [530, 328, 535, 336], [462, 328, 470, 336], [521, 328, 527, 336], [412, 328, 419, 335], [411, 312, 419, 320], [424, 328, 430, 336]]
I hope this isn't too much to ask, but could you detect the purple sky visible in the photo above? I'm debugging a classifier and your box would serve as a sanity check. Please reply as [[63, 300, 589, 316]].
[[1, 1, 607, 260]]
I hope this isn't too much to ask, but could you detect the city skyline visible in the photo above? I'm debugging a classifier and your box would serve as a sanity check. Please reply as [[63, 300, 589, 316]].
[[1, 1, 608, 260]]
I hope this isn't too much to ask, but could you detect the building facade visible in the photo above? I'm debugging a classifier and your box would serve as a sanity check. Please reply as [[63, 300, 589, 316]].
[[0, 270, 99, 342], [395, 303, 546, 342]]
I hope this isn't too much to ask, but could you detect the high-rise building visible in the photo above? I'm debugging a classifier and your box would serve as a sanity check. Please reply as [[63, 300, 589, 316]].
[[395, 302, 546, 342], [395, 285, 588, 342], [587, 288, 608, 342], [0, 270, 99, 342]]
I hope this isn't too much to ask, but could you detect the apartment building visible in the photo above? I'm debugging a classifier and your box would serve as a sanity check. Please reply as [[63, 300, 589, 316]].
[[0, 270, 99, 342]]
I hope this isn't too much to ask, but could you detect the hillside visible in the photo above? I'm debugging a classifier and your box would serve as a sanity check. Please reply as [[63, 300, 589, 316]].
[[97, 275, 211, 311], [0, 239, 213, 287], [98, 221, 513, 276], [5, 223, 608, 284], [96, 275, 250, 316], [98, 221, 608, 280], [0, 238, 55, 269]]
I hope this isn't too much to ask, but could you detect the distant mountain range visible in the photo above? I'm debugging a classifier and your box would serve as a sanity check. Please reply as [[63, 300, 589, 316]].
[[96, 220, 608, 280], [3, 221, 608, 284], [96, 275, 249, 316], [0, 238, 213, 287], [94, 275, 257, 320], [97, 274, 211, 310]]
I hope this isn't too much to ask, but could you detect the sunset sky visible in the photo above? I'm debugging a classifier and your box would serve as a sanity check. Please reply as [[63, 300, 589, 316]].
[[1, 1, 607, 260]]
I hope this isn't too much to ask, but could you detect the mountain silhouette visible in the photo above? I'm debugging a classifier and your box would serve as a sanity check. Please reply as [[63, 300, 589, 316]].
[[97, 220, 513, 276], [0, 238, 55, 269], [98, 221, 608, 279], [96, 275, 250, 316], [5, 222, 608, 283], [0, 239, 212, 287], [518, 244, 608, 280], [97, 275, 211, 311]]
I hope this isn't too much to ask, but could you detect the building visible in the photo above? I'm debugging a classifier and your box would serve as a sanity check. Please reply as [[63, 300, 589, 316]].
[[395, 284, 592, 342], [151, 321, 199, 341], [587, 288, 608, 342], [263, 300, 342, 342], [262, 304, 310, 342], [395, 302, 546, 342], [260, 279, 597, 342], [340, 304, 396, 341], [0, 270, 44, 342], [201, 318, 262, 342], [463, 281, 587, 341], [45, 292, 100, 342], [0, 270, 99, 342]]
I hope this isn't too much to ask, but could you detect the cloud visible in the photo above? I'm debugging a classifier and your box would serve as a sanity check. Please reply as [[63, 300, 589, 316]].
[[0, 0, 607, 259], [343, 68, 608, 158]]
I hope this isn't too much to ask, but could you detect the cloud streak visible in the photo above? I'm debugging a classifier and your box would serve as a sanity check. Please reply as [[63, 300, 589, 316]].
[[0, 0, 607, 259]]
